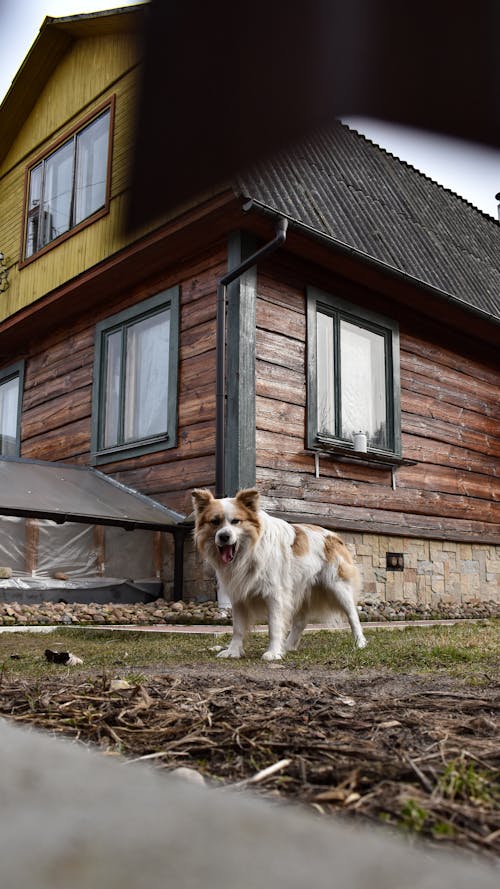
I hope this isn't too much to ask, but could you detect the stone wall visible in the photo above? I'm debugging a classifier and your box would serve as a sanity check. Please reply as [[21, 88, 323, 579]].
[[342, 533, 499, 607]]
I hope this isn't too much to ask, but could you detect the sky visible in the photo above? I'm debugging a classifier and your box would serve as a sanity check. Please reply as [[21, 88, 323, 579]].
[[1, 0, 499, 220]]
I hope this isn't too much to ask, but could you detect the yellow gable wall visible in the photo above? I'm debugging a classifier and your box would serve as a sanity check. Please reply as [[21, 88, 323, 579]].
[[0, 31, 142, 323]]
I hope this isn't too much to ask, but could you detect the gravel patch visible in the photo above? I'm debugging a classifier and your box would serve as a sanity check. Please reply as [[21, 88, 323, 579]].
[[0, 597, 497, 627]]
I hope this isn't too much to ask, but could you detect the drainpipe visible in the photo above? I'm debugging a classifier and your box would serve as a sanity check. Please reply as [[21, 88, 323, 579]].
[[215, 215, 288, 498]]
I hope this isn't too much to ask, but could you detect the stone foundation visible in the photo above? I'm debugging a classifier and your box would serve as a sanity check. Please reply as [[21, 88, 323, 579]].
[[341, 533, 499, 606], [178, 532, 499, 607]]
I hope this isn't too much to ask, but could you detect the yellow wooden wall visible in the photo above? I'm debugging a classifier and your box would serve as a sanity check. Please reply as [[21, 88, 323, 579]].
[[0, 31, 143, 323]]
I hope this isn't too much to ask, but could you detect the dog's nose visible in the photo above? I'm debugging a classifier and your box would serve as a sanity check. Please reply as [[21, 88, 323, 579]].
[[217, 530, 231, 544]]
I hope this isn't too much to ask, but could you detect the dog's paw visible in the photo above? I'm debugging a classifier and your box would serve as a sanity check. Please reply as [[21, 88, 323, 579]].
[[355, 636, 367, 649], [217, 647, 243, 659], [262, 650, 283, 661]]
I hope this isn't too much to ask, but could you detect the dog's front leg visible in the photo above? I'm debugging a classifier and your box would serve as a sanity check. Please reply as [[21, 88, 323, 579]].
[[217, 602, 248, 658], [262, 596, 286, 661]]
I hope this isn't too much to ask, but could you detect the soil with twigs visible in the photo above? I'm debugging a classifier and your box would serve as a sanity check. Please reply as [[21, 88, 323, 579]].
[[0, 668, 498, 861]]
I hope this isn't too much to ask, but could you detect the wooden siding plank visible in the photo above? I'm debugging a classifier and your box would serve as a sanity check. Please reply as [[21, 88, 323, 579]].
[[23, 364, 92, 411], [22, 389, 91, 440], [256, 467, 500, 523], [401, 411, 500, 457], [255, 359, 306, 405], [256, 328, 304, 372], [21, 419, 91, 462], [256, 298, 305, 340], [255, 395, 304, 438]]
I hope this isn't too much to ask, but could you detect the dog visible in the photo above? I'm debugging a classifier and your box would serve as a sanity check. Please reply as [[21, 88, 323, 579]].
[[191, 487, 367, 660]]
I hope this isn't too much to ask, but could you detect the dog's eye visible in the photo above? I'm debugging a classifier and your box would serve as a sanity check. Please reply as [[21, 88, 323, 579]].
[[210, 517, 222, 526], [230, 518, 240, 525]]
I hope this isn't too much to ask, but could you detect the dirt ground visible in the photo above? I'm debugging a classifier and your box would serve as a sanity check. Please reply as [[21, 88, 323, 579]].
[[0, 664, 498, 862]]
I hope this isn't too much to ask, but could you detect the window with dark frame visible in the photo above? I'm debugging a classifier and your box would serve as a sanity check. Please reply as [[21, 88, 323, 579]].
[[91, 288, 180, 465], [307, 287, 401, 456], [24, 107, 111, 260], [0, 362, 24, 457]]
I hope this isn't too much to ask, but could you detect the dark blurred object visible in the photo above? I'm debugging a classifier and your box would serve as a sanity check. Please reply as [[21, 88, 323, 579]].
[[128, 0, 500, 230], [45, 649, 83, 666]]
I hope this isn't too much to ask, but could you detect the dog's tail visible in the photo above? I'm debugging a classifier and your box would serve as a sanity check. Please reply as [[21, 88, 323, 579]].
[[324, 534, 362, 598]]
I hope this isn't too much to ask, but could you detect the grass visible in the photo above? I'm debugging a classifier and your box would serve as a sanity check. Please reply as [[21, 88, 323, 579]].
[[0, 619, 498, 681]]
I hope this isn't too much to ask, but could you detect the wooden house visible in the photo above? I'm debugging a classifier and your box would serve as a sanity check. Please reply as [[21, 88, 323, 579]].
[[0, 5, 498, 605]]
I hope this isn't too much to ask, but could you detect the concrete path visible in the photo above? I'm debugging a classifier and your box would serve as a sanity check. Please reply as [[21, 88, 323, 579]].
[[0, 618, 482, 634]]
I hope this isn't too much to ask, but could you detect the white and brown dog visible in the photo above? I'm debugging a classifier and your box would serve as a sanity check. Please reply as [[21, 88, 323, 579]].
[[192, 488, 367, 660]]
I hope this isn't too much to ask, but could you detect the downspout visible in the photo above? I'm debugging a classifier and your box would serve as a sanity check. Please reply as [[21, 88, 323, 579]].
[[215, 215, 288, 498]]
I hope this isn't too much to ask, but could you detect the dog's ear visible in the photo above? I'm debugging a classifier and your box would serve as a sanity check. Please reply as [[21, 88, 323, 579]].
[[191, 489, 214, 515], [235, 488, 260, 513]]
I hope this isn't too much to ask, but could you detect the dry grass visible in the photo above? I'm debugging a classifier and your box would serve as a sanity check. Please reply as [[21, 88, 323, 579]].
[[0, 620, 498, 860]]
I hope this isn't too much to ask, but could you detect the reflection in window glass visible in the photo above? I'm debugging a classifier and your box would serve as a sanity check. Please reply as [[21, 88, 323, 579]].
[[42, 141, 73, 245], [74, 113, 109, 224], [26, 165, 42, 257]]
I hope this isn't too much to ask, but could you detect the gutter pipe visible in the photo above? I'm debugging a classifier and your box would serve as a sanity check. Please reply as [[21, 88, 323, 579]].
[[215, 216, 288, 498]]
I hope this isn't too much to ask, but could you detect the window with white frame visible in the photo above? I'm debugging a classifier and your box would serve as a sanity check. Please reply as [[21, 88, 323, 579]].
[[24, 106, 112, 260], [91, 288, 179, 464], [307, 288, 401, 455], [0, 362, 24, 457]]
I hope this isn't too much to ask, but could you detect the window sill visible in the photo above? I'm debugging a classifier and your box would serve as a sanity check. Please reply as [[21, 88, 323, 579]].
[[307, 442, 417, 488], [91, 434, 172, 465]]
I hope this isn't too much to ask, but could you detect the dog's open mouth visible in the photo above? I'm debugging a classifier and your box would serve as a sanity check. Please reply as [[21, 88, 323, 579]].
[[218, 543, 236, 565]]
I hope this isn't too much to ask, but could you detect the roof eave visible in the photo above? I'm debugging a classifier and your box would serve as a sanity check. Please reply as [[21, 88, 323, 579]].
[[241, 197, 500, 330]]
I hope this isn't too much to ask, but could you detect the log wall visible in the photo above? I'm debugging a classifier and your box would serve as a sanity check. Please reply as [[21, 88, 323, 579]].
[[19, 245, 225, 515], [254, 256, 500, 544]]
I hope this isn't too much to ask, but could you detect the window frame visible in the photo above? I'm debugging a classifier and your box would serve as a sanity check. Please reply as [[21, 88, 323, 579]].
[[306, 287, 401, 458], [0, 361, 25, 458], [20, 97, 115, 267], [91, 288, 180, 466]]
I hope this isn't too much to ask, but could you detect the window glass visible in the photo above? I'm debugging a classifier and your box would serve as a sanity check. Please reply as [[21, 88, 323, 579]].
[[74, 112, 109, 224], [309, 288, 399, 455], [317, 311, 335, 436], [123, 309, 170, 443], [42, 141, 73, 246], [103, 329, 122, 449], [24, 107, 111, 259], [0, 375, 20, 456], [26, 165, 42, 257], [340, 320, 388, 448]]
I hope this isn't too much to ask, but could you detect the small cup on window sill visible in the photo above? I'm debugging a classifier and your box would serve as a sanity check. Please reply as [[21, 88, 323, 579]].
[[353, 432, 368, 452]]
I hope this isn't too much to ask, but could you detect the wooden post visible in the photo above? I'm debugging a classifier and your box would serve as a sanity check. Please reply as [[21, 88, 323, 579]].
[[25, 518, 39, 575], [93, 526, 105, 575], [153, 531, 163, 579]]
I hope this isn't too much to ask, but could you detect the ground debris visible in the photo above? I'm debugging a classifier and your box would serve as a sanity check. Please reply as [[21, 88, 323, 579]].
[[0, 670, 498, 860]]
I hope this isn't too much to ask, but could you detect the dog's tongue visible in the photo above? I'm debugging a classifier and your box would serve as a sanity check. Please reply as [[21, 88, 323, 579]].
[[220, 545, 234, 564]]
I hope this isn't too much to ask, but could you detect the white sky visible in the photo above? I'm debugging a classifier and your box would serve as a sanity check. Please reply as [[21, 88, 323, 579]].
[[1, 0, 499, 220]]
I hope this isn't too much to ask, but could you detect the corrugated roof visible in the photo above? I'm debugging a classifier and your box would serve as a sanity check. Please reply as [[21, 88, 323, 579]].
[[236, 122, 500, 324], [0, 458, 184, 530]]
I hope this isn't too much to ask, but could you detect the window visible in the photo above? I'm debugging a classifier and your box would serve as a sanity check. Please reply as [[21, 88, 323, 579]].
[[307, 288, 401, 456], [0, 362, 24, 457], [91, 288, 179, 464], [23, 105, 112, 260]]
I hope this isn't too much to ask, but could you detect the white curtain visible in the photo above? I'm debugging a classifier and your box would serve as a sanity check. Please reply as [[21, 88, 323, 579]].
[[0, 376, 19, 456], [124, 309, 170, 442]]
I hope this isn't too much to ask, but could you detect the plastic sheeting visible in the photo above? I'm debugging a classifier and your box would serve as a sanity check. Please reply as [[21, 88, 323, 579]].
[[0, 515, 162, 602]]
